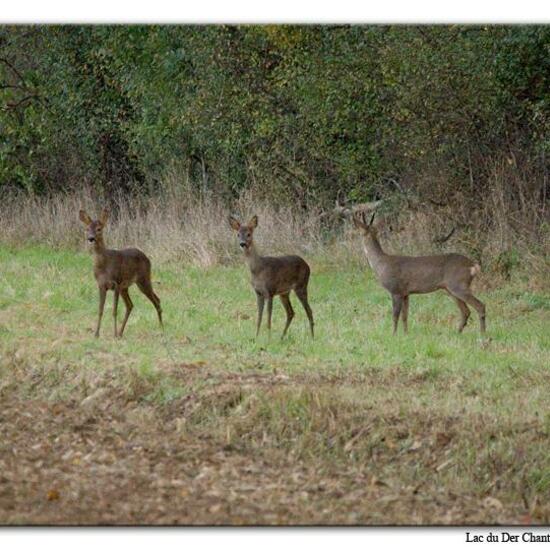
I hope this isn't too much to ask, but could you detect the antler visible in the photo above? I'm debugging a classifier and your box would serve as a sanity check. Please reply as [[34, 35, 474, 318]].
[[434, 226, 456, 245]]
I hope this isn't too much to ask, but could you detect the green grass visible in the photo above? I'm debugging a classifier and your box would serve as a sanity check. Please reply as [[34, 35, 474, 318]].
[[1, 244, 550, 524], [1, 244, 547, 380]]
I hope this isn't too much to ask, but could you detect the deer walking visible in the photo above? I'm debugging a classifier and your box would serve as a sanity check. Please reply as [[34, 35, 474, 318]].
[[229, 215, 314, 339], [79, 208, 163, 338], [353, 212, 486, 335]]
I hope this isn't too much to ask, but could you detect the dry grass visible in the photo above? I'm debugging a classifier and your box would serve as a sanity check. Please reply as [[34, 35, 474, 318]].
[[393, 157, 550, 289], [0, 160, 548, 525], [2, 355, 550, 525], [0, 227, 548, 524], [1, 238, 548, 524], [1, 164, 548, 288], [0, 180, 326, 268]]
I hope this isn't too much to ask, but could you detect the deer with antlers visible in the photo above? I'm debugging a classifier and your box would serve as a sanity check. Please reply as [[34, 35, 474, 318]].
[[353, 211, 486, 335]]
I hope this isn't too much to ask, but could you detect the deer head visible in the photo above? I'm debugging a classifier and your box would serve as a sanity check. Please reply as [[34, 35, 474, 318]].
[[352, 211, 377, 236], [79, 208, 109, 244], [228, 215, 258, 251]]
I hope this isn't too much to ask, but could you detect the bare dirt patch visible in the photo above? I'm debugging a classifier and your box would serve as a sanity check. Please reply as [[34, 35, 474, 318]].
[[1, 364, 549, 525]]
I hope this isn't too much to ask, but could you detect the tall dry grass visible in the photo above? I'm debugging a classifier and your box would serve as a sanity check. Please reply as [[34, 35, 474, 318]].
[[0, 178, 327, 268], [0, 166, 548, 286]]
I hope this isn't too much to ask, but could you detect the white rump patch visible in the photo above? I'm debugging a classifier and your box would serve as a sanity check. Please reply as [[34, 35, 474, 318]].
[[470, 264, 481, 277]]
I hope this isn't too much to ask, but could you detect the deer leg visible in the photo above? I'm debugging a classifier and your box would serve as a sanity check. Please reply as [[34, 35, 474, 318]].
[[295, 287, 314, 339], [137, 280, 163, 330], [450, 288, 486, 335], [280, 293, 295, 339], [118, 288, 134, 337], [391, 294, 403, 335], [255, 292, 265, 338], [95, 287, 107, 338], [446, 291, 470, 333], [266, 296, 274, 341], [113, 287, 120, 338], [401, 295, 409, 334], [465, 294, 486, 335]]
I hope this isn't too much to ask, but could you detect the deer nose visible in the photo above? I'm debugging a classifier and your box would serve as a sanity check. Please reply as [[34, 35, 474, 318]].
[[88, 237, 95, 243], [239, 242, 247, 248]]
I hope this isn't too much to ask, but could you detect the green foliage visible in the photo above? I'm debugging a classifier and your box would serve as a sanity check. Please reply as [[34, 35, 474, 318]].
[[1, 25, 549, 201]]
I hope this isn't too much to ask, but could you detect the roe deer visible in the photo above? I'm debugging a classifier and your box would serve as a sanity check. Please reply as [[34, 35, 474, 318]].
[[353, 212, 486, 335], [229, 215, 314, 339], [79, 208, 163, 338]]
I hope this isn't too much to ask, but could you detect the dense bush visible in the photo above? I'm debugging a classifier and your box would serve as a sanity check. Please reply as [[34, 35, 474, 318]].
[[1, 25, 548, 204]]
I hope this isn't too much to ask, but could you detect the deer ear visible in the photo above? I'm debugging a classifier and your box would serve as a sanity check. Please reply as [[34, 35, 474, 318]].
[[79, 209, 92, 225], [99, 208, 110, 225], [248, 215, 258, 229], [228, 215, 241, 231]]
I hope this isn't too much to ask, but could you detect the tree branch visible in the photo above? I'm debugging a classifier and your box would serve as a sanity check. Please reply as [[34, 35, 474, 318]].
[[5, 94, 39, 110], [0, 57, 26, 85]]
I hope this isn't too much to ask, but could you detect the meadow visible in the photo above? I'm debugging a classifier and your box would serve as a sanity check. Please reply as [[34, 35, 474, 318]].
[[1, 24, 549, 526], [1, 241, 549, 524]]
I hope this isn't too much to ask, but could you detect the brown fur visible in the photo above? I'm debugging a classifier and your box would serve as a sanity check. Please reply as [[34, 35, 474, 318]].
[[229, 215, 314, 339], [353, 212, 486, 335], [79, 208, 163, 338]]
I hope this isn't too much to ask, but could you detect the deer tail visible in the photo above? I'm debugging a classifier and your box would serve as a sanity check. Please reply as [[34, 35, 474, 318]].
[[470, 263, 481, 277]]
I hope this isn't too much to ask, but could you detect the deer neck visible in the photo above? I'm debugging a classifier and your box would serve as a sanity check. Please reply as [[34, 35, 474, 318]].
[[363, 233, 387, 276], [92, 236, 108, 263], [244, 243, 262, 272]]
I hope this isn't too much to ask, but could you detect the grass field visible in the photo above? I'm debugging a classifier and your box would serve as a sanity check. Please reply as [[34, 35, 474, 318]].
[[1, 244, 549, 524]]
